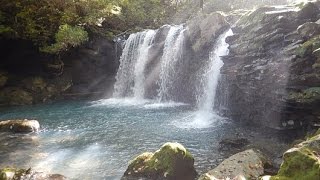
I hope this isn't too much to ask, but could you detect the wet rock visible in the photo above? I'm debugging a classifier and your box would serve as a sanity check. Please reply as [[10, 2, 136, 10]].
[[122, 142, 197, 180], [219, 138, 250, 151], [0, 168, 66, 180], [0, 87, 33, 105], [297, 22, 320, 39], [270, 131, 320, 179], [199, 149, 267, 180], [0, 119, 40, 133]]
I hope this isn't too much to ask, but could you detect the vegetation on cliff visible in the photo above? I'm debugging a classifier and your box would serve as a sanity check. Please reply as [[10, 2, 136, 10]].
[[0, 0, 182, 55]]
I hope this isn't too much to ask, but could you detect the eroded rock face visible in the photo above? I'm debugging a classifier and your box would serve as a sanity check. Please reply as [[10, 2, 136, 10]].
[[218, 2, 320, 129], [122, 142, 197, 180], [0, 87, 33, 105], [0, 119, 40, 133], [187, 12, 230, 53], [199, 149, 267, 180], [0, 72, 72, 105], [0, 168, 66, 180], [270, 131, 320, 180]]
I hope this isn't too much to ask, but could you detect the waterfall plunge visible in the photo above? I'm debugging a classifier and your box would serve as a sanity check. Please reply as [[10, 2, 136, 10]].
[[173, 29, 233, 129], [185, 29, 233, 129]]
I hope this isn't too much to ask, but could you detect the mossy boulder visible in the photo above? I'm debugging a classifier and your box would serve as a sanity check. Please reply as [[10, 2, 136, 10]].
[[288, 87, 320, 104], [270, 133, 320, 180], [122, 142, 197, 180], [297, 22, 320, 39], [0, 87, 33, 105], [296, 35, 320, 58], [0, 119, 40, 133], [0, 167, 65, 180], [199, 149, 267, 180]]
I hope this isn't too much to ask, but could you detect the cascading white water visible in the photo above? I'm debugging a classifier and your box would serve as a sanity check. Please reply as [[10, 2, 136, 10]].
[[174, 29, 233, 129], [197, 29, 233, 112], [113, 30, 156, 98], [133, 30, 157, 99], [157, 25, 185, 102]]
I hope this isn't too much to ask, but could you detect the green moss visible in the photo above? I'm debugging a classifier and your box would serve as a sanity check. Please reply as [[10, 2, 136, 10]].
[[296, 35, 320, 57], [271, 148, 320, 180], [288, 87, 320, 104], [147, 143, 193, 176], [125, 142, 196, 179], [0, 168, 30, 180]]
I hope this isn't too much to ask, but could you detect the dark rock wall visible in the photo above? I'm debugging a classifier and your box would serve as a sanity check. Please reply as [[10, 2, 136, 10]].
[[0, 33, 118, 105], [218, 2, 320, 129]]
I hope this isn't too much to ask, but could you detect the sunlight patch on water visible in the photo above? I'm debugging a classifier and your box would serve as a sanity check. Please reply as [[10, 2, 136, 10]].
[[90, 98, 188, 109], [172, 111, 225, 129]]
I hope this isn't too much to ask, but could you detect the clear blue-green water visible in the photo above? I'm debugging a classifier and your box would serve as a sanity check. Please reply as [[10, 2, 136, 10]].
[[0, 99, 290, 179]]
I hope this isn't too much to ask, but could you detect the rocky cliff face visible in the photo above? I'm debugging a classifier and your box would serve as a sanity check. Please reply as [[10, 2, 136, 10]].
[[219, 2, 320, 129]]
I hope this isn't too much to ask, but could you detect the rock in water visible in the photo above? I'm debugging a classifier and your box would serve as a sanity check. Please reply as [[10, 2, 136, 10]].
[[122, 142, 197, 180], [199, 149, 267, 180], [0, 119, 40, 133], [270, 132, 320, 180], [0, 168, 66, 180]]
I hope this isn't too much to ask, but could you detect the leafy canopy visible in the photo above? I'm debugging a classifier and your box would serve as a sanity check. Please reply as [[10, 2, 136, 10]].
[[0, 0, 181, 55]]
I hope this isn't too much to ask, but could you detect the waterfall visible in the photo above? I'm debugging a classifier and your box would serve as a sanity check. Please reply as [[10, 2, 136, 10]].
[[197, 29, 233, 112], [133, 30, 157, 99], [189, 29, 233, 128], [157, 25, 185, 102], [113, 30, 156, 98]]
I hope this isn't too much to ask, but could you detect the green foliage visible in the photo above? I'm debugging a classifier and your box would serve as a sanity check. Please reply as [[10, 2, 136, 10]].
[[41, 24, 88, 54], [0, 0, 183, 55]]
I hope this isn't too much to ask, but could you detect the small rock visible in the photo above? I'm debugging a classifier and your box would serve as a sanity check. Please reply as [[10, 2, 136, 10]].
[[0, 119, 40, 133], [219, 138, 249, 151]]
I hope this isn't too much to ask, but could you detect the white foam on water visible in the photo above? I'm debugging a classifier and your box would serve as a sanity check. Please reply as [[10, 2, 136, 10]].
[[90, 98, 188, 110], [143, 101, 188, 109], [89, 98, 151, 107], [171, 111, 225, 129]]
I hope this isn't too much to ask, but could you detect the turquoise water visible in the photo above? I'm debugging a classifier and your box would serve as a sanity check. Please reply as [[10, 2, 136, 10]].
[[0, 99, 290, 179]]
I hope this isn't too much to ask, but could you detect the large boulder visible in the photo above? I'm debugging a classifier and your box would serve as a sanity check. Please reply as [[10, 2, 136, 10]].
[[270, 131, 320, 180], [122, 142, 197, 180], [199, 149, 267, 180], [186, 12, 230, 53], [0, 119, 40, 133], [0, 168, 65, 180]]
